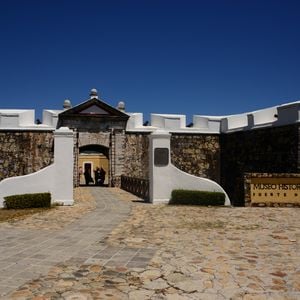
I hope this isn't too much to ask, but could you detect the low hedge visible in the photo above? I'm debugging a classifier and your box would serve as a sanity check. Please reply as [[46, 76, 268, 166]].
[[4, 193, 51, 209], [170, 189, 225, 206]]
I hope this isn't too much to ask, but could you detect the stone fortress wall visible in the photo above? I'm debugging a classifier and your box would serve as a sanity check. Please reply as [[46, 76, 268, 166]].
[[0, 99, 299, 205], [221, 124, 299, 206], [171, 134, 220, 184], [0, 131, 54, 181], [123, 133, 150, 179], [126, 101, 299, 205]]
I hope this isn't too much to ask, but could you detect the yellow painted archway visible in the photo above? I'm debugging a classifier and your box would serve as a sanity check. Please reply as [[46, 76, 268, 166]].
[[78, 145, 109, 186]]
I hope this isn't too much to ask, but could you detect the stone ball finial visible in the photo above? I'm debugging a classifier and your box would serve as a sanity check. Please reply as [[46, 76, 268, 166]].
[[117, 101, 125, 112], [63, 99, 72, 110], [90, 88, 98, 99]]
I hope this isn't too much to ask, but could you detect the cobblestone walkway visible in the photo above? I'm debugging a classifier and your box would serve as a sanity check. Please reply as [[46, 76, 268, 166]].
[[0, 188, 155, 298], [1, 188, 299, 299]]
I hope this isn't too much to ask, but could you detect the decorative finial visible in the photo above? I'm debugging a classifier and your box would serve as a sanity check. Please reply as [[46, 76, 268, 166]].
[[63, 99, 72, 110], [90, 88, 98, 99], [117, 101, 125, 112]]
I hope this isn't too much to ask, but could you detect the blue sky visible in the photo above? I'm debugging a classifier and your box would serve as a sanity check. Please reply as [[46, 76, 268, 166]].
[[0, 0, 300, 122]]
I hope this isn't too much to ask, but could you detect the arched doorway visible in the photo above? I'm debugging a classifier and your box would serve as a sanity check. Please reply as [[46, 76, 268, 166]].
[[78, 144, 109, 186]]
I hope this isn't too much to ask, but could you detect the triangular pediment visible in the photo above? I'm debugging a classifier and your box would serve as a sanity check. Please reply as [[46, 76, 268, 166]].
[[59, 98, 128, 118], [57, 97, 129, 130], [79, 105, 109, 115]]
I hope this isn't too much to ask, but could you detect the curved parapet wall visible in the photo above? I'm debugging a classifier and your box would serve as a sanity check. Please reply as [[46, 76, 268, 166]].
[[0, 165, 55, 207], [0, 127, 74, 208], [149, 130, 230, 205], [151, 163, 230, 205]]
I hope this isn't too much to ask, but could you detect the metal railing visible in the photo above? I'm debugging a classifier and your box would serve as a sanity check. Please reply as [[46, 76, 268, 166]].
[[121, 175, 149, 201]]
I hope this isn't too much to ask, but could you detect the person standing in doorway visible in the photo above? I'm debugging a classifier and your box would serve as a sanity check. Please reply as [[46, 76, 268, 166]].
[[84, 168, 91, 186], [78, 166, 83, 185], [100, 167, 106, 186], [94, 167, 101, 186]]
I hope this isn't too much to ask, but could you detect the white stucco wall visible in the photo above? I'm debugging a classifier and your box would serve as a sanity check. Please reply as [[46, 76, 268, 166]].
[[149, 131, 230, 205], [0, 110, 35, 128], [193, 115, 222, 132], [42, 110, 61, 128], [125, 101, 300, 134], [276, 101, 300, 126], [2, 100, 299, 134], [247, 107, 278, 127], [151, 114, 186, 129], [0, 127, 74, 207], [221, 114, 248, 132]]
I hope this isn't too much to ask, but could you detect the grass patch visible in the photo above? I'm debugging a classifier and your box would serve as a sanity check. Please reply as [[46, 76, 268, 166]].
[[180, 220, 226, 230], [179, 221, 261, 231], [0, 207, 52, 223]]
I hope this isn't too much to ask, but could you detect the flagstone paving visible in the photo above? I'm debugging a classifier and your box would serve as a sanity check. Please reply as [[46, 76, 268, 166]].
[[1, 187, 299, 299], [0, 187, 155, 298]]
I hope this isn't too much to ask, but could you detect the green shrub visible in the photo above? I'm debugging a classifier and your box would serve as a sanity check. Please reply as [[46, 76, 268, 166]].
[[170, 189, 225, 206], [4, 193, 51, 209]]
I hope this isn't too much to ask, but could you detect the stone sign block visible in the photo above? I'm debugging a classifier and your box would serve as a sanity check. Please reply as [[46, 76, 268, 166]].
[[250, 178, 300, 204], [154, 148, 169, 166], [245, 174, 300, 206]]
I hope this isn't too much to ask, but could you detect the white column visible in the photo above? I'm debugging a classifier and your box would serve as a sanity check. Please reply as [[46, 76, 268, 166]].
[[53, 127, 74, 205], [149, 130, 172, 203]]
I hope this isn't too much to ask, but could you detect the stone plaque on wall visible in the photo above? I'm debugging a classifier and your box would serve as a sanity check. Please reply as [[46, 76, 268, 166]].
[[250, 177, 300, 204], [154, 148, 169, 166]]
